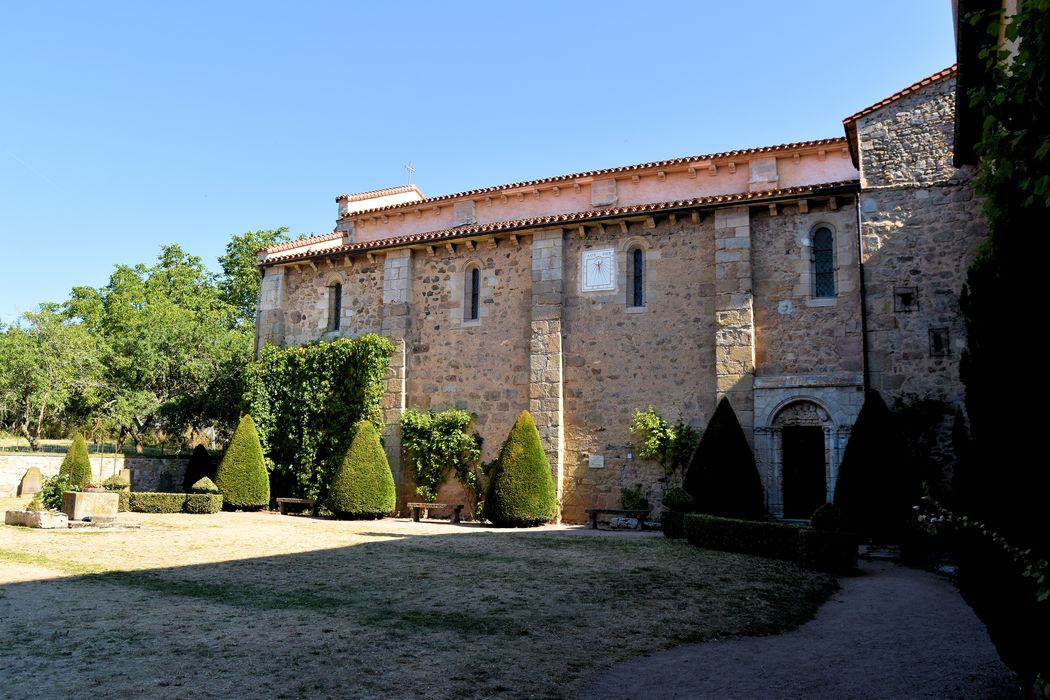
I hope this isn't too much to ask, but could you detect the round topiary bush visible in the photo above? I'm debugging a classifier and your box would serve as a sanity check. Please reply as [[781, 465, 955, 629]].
[[190, 477, 220, 494], [662, 486, 696, 513], [325, 421, 396, 519], [810, 502, 843, 532], [182, 444, 215, 492], [484, 411, 557, 527], [59, 433, 93, 488], [214, 415, 270, 510]]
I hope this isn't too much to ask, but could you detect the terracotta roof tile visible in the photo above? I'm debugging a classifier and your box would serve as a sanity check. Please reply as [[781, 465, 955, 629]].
[[338, 138, 849, 219], [335, 184, 423, 203], [261, 180, 858, 267], [261, 231, 342, 254], [842, 65, 958, 125]]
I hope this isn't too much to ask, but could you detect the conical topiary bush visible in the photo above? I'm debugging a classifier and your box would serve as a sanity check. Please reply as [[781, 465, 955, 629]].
[[484, 411, 557, 527], [182, 444, 215, 492], [682, 397, 764, 520], [59, 433, 93, 488], [833, 390, 914, 541], [326, 420, 396, 519], [214, 415, 269, 510]]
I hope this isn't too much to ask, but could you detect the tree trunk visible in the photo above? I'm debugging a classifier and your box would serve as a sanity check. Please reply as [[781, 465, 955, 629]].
[[19, 422, 39, 452]]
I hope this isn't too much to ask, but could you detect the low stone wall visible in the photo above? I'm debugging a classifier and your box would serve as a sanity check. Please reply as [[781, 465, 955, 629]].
[[0, 454, 187, 497]]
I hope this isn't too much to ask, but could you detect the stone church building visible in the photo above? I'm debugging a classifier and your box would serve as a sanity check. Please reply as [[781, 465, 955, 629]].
[[255, 65, 984, 523]]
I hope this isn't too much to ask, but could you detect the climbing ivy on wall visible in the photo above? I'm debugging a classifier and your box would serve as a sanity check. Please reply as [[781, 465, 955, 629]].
[[242, 334, 394, 500], [399, 408, 482, 504], [628, 406, 700, 484]]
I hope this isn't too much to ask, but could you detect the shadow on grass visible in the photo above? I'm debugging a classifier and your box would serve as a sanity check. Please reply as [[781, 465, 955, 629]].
[[0, 529, 835, 699]]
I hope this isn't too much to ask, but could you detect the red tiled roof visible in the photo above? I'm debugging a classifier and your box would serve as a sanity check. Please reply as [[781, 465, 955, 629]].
[[842, 65, 957, 125], [335, 184, 423, 203], [261, 231, 342, 254], [260, 180, 859, 267], [337, 138, 850, 219]]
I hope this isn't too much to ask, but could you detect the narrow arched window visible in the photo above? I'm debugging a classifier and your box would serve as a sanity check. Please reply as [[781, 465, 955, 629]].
[[463, 266, 480, 322], [327, 282, 341, 331], [812, 228, 835, 298], [626, 247, 645, 307]]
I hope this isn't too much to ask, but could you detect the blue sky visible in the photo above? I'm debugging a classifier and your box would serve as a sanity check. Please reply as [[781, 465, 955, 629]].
[[0, 1, 956, 323]]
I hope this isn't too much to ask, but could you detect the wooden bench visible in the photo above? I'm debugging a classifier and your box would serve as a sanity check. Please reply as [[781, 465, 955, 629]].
[[406, 502, 464, 523], [586, 508, 649, 530], [277, 497, 317, 516]]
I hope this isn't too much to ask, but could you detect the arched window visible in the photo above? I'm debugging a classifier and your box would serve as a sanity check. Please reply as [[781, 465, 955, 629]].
[[626, 247, 645, 307], [326, 282, 342, 331], [812, 227, 835, 298], [463, 265, 480, 322]]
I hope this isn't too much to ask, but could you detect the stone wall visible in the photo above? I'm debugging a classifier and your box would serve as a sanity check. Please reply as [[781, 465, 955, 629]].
[[856, 75, 958, 189], [858, 73, 986, 481], [0, 454, 186, 498]]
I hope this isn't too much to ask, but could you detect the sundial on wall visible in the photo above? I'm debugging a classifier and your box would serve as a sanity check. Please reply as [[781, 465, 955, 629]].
[[581, 248, 615, 292]]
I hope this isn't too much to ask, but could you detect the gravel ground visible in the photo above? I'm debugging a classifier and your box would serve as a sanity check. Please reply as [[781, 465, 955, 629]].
[[577, 559, 1022, 699]]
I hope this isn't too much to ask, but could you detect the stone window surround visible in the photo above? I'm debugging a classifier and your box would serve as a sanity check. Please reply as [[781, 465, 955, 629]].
[[801, 222, 840, 307], [620, 236, 652, 314], [323, 273, 346, 335], [455, 257, 486, 328]]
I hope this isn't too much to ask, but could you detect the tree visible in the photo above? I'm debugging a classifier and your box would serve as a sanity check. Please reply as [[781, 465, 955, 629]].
[[214, 415, 269, 510], [833, 391, 914, 540], [64, 245, 251, 451], [326, 421, 396, 519], [484, 411, 557, 527], [0, 310, 102, 450], [59, 433, 94, 487], [682, 397, 763, 520], [218, 228, 289, 326]]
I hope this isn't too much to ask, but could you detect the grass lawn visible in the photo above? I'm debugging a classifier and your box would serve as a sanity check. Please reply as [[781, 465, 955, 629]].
[[0, 509, 834, 699]]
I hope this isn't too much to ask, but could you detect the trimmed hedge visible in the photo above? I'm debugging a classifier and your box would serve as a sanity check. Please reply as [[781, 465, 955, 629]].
[[60, 433, 93, 488], [683, 513, 856, 572], [326, 421, 396, 519], [682, 398, 764, 520], [191, 477, 220, 494], [128, 492, 223, 514], [484, 411, 557, 527], [661, 511, 687, 539], [215, 415, 269, 510], [661, 486, 697, 539]]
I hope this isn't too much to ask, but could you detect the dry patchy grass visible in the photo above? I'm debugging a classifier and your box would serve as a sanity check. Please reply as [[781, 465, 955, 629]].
[[0, 512, 834, 699]]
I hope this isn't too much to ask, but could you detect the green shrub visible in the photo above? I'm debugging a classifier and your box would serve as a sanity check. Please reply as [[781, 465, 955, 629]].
[[809, 502, 842, 532], [128, 492, 222, 514], [660, 487, 697, 539], [620, 486, 649, 511], [25, 493, 44, 512], [662, 486, 696, 513], [182, 444, 215, 492], [629, 407, 701, 481], [59, 433, 93, 488], [684, 513, 800, 561], [102, 475, 130, 491], [833, 391, 915, 541], [117, 491, 129, 512], [325, 421, 396, 519], [484, 411, 557, 527], [190, 477, 220, 494], [682, 398, 763, 520], [41, 474, 72, 511], [215, 415, 269, 510]]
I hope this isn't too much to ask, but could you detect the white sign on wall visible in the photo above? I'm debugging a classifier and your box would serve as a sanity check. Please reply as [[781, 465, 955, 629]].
[[581, 248, 615, 292]]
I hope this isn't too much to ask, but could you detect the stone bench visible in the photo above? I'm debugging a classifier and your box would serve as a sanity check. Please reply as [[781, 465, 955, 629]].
[[406, 502, 464, 523], [585, 508, 650, 530], [277, 497, 317, 516]]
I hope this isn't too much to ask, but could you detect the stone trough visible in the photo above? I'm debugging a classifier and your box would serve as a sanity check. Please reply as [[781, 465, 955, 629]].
[[4, 510, 69, 529]]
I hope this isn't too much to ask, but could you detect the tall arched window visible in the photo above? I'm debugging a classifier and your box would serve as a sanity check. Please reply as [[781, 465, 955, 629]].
[[463, 265, 480, 322], [812, 227, 835, 298], [327, 282, 342, 331], [626, 247, 645, 307]]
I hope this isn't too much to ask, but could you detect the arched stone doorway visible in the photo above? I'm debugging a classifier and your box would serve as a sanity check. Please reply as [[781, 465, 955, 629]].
[[756, 399, 849, 519]]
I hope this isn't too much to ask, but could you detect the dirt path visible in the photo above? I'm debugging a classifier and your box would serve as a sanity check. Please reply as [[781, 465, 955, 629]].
[[577, 560, 1021, 699]]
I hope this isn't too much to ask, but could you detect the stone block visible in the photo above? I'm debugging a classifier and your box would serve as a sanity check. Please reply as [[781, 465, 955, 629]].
[[453, 200, 477, 226], [61, 491, 119, 521], [5, 510, 68, 529], [591, 178, 618, 207], [18, 467, 43, 496]]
